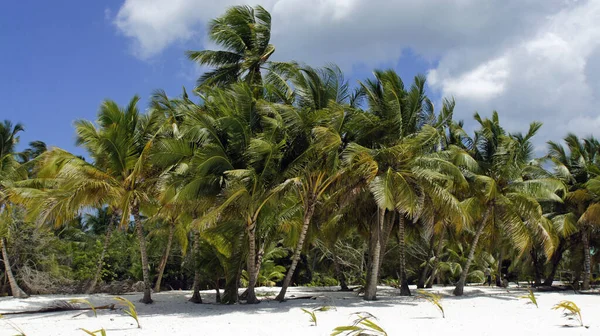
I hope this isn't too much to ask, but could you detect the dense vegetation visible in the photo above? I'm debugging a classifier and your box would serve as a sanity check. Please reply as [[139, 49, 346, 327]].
[[1, 5, 598, 304]]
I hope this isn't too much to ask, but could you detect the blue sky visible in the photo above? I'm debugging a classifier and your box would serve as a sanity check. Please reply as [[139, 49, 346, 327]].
[[1, 1, 435, 157], [3, 0, 599, 155]]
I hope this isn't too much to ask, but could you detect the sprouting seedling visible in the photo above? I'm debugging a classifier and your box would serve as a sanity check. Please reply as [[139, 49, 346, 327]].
[[301, 308, 318, 326], [301, 306, 332, 326], [331, 312, 388, 336], [114, 296, 140, 328], [417, 289, 445, 318], [80, 328, 107, 336], [552, 300, 583, 327], [70, 299, 98, 317], [518, 289, 538, 308], [1, 314, 27, 336]]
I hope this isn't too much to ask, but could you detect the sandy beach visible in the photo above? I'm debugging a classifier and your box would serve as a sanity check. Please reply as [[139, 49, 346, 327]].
[[0, 285, 596, 336]]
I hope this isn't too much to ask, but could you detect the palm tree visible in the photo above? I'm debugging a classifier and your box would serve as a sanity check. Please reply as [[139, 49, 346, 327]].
[[186, 5, 274, 91], [547, 135, 600, 290], [453, 113, 562, 296], [28, 97, 166, 303], [0, 120, 29, 298]]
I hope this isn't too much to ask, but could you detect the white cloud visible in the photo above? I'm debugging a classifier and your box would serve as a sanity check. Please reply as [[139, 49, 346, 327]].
[[113, 0, 600, 147], [427, 0, 600, 146]]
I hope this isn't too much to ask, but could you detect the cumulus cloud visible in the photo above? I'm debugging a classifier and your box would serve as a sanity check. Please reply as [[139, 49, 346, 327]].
[[112, 0, 600, 147]]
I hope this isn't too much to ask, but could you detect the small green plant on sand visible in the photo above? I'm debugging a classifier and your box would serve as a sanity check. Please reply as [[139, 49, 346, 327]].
[[114, 296, 140, 328], [519, 289, 538, 308], [1, 314, 26, 336], [552, 300, 583, 327], [70, 298, 98, 317], [416, 289, 445, 318], [80, 328, 107, 336], [301, 306, 332, 326], [331, 312, 388, 336]]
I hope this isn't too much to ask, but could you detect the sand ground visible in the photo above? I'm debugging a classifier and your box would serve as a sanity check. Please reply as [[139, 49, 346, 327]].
[[0, 285, 597, 335]]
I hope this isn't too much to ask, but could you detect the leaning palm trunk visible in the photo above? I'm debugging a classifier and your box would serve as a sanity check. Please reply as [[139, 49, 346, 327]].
[[377, 211, 396, 278], [418, 235, 435, 289], [1, 237, 28, 298], [364, 208, 385, 301], [495, 250, 504, 287], [132, 205, 152, 304], [582, 228, 591, 290], [245, 221, 259, 304], [189, 230, 202, 303], [543, 239, 565, 286], [86, 213, 116, 294], [427, 231, 445, 288], [154, 221, 175, 293], [453, 210, 489, 296], [276, 197, 317, 301], [398, 215, 411, 296]]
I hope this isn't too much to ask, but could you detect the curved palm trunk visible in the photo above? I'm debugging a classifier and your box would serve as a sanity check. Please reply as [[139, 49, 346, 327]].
[[495, 250, 504, 287], [245, 221, 259, 304], [276, 197, 316, 301], [132, 205, 152, 304], [86, 214, 116, 294], [1, 237, 28, 298], [427, 231, 445, 288], [582, 228, 591, 290], [453, 211, 489, 296], [333, 253, 350, 291], [189, 230, 203, 303], [398, 215, 411, 296], [154, 220, 175, 293], [222, 233, 245, 304], [543, 239, 565, 286], [364, 208, 384, 301], [418, 235, 435, 289]]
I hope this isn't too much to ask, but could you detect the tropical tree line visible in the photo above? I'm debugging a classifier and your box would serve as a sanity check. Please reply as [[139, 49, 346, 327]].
[[1, 5, 598, 304]]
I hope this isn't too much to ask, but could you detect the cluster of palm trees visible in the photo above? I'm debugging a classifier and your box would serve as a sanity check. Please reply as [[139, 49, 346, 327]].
[[1, 5, 599, 305]]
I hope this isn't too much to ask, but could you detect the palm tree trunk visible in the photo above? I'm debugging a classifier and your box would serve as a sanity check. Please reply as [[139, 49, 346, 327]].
[[189, 230, 202, 303], [154, 220, 175, 293], [333, 252, 350, 291], [86, 214, 115, 294], [222, 233, 244, 304], [0, 237, 28, 298], [418, 234, 435, 289], [543, 239, 565, 286], [245, 221, 259, 304], [582, 227, 591, 290], [364, 208, 384, 301], [132, 205, 153, 304], [398, 214, 411, 296], [276, 197, 317, 301], [427, 231, 445, 288], [377, 211, 396, 277], [495, 250, 504, 287], [453, 209, 490, 296], [215, 277, 221, 303]]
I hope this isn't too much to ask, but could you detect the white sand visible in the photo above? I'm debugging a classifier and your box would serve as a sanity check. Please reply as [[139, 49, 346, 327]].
[[0, 285, 597, 335]]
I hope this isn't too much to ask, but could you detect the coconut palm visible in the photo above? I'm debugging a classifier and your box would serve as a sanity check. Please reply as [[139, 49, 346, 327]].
[[25, 97, 166, 303], [0, 120, 29, 298], [186, 5, 274, 91], [453, 113, 562, 296], [547, 134, 600, 290]]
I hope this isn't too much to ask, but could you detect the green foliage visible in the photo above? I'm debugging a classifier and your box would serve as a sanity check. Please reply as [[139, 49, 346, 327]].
[[416, 289, 445, 318], [69, 298, 97, 317], [519, 289, 538, 308], [80, 328, 107, 336], [331, 312, 388, 336], [0, 314, 27, 336], [552, 300, 583, 327], [301, 306, 332, 326], [114, 297, 140, 328]]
